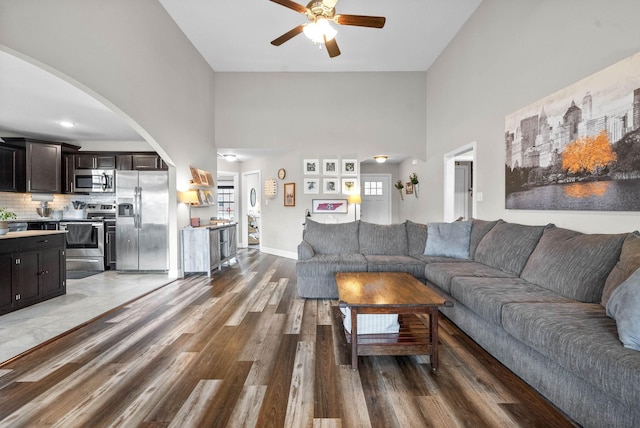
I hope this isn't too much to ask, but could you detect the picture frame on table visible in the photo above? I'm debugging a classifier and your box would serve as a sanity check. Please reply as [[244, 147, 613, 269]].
[[312, 199, 348, 214], [323, 178, 339, 194], [341, 177, 357, 194], [341, 159, 357, 176], [303, 159, 319, 175], [304, 178, 320, 194], [323, 159, 338, 175], [284, 182, 296, 207]]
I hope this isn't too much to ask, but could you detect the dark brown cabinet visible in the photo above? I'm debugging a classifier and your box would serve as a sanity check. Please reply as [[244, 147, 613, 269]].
[[117, 154, 167, 170], [63, 154, 75, 194], [75, 154, 116, 169], [26, 141, 61, 193], [0, 145, 26, 192], [0, 233, 66, 315]]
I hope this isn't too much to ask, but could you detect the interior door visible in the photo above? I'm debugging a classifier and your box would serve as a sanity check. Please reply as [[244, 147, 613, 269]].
[[360, 174, 392, 224], [454, 163, 472, 220]]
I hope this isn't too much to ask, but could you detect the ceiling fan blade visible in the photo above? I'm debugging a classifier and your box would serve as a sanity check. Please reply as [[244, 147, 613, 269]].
[[269, 0, 308, 14], [324, 36, 340, 58], [322, 0, 339, 8], [271, 25, 305, 46], [335, 14, 386, 28]]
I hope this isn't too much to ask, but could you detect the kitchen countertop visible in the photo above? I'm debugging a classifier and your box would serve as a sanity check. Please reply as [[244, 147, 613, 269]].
[[0, 230, 67, 240]]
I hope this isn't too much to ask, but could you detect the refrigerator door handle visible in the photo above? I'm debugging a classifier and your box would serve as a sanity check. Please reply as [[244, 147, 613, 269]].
[[137, 186, 142, 228], [133, 186, 140, 229]]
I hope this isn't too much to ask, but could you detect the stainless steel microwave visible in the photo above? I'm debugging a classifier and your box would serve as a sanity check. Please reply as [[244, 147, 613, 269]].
[[73, 169, 115, 193]]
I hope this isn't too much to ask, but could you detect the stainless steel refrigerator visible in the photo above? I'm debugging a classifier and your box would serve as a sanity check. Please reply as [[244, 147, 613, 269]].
[[116, 170, 169, 271]]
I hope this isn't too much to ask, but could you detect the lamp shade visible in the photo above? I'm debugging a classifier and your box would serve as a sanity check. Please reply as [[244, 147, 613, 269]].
[[179, 190, 200, 205], [348, 194, 362, 204]]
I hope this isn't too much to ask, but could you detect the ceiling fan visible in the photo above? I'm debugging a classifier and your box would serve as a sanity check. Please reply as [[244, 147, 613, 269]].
[[269, 0, 386, 58]]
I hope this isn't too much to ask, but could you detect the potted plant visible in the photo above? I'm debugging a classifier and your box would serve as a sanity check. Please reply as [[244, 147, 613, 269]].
[[0, 208, 17, 235], [409, 172, 419, 197], [395, 180, 404, 200]]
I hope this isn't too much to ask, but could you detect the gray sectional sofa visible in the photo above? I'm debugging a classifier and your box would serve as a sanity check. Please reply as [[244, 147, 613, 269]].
[[296, 218, 640, 427]]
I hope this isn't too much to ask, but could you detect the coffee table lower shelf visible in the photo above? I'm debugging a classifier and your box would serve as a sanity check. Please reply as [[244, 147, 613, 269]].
[[343, 313, 435, 368]]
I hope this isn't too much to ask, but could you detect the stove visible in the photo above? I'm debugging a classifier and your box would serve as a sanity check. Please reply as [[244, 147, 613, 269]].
[[61, 203, 116, 272]]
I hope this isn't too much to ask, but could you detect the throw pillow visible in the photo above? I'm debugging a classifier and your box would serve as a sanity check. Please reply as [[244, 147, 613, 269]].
[[601, 232, 640, 307], [424, 221, 471, 259], [606, 267, 640, 351]]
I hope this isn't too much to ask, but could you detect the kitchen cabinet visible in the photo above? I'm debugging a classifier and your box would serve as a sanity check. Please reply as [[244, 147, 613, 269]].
[[0, 231, 66, 315], [0, 145, 26, 192], [117, 153, 167, 171], [181, 223, 237, 276], [26, 141, 61, 193], [63, 154, 75, 193], [75, 153, 116, 169]]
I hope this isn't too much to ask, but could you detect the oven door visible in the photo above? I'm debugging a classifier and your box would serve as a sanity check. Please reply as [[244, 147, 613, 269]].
[[60, 221, 105, 271], [59, 222, 105, 256]]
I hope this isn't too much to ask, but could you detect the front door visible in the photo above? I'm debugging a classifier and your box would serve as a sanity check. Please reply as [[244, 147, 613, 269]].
[[360, 174, 392, 224]]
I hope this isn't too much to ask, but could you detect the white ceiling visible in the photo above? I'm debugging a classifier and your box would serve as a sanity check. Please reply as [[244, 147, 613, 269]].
[[0, 0, 481, 153]]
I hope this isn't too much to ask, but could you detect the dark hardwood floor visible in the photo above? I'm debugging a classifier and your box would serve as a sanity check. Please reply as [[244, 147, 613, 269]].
[[0, 249, 575, 427]]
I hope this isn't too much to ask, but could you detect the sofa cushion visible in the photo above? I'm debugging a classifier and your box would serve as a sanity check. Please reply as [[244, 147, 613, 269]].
[[297, 240, 314, 260], [602, 232, 640, 307], [502, 302, 640, 409], [450, 277, 573, 326], [469, 219, 501, 259], [406, 220, 428, 256], [424, 261, 517, 294], [606, 267, 640, 351], [303, 219, 360, 255], [520, 226, 626, 303], [474, 221, 547, 275], [359, 221, 408, 256], [295, 253, 367, 278], [412, 254, 471, 264], [424, 221, 472, 259], [364, 255, 426, 278]]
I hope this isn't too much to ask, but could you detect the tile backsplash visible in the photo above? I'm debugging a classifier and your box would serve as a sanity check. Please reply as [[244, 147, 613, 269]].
[[0, 192, 116, 220]]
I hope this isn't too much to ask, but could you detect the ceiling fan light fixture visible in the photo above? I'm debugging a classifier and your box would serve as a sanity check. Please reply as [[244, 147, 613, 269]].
[[303, 18, 336, 44], [374, 155, 388, 163]]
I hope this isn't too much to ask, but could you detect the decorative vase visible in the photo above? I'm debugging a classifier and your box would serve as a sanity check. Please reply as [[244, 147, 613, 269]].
[[0, 221, 8, 236]]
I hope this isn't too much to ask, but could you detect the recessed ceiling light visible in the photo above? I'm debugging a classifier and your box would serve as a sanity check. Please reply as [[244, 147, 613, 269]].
[[58, 121, 76, 128]]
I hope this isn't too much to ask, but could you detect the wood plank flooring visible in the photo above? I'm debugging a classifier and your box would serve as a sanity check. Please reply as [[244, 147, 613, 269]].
[[0, 249, 576, 427]]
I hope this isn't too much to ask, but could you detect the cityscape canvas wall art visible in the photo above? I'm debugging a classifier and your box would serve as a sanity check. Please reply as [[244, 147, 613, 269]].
[[505, 51, 640, 211]]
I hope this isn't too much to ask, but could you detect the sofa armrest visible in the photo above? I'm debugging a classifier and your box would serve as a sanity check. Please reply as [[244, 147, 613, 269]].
[[298, 240, 315, 260]]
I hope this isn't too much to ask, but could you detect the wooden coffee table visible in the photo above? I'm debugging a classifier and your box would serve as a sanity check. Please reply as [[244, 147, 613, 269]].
[[336, 272, 453, 370]]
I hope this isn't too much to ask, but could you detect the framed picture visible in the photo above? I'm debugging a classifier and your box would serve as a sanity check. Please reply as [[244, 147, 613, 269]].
[[303, 158, 319, 175], [405, 182, 414, 195], [341, 159, 357, 176], [284, 182, 296, 207], [323, 159, 338, 175], [312, 199, 348, 214], [304, 178, 320, 194], [323, 178, 339, 194], [341, 178, 357, 194], [190, 166, 202, 185]]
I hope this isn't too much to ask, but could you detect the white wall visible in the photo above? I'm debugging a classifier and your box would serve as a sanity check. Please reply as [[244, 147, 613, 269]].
[[0, 0, 217, 276], [424, 0, 640, 233]]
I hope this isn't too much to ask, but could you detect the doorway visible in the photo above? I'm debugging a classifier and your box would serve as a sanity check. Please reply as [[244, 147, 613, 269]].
[[444, 142, 477, 222], [360, 174, 392, 224], [241, 170, 261, 249]]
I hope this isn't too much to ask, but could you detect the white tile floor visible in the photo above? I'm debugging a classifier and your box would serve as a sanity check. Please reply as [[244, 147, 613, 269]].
[[0, 271, 175, 364]]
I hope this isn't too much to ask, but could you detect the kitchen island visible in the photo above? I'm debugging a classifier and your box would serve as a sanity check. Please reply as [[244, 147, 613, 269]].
[[1, 230, 66, 315], [181, 223, 237, 276]]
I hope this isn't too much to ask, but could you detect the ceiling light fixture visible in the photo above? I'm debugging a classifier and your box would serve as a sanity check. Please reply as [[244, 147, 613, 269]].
[[303, 19, 337, 44], [58, 120, 76, 128], [223, 154, 237, 162], [374, 155, 388, 163]]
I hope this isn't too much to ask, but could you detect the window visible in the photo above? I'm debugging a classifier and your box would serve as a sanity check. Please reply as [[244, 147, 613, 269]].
[[217, 185, 235, 219], [364, 181, 383, 196]]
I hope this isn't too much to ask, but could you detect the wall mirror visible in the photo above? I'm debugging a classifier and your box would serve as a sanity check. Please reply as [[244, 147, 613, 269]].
[[250, 188, 257, 207]]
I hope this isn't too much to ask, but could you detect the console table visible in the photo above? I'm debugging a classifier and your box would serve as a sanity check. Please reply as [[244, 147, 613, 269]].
[[181, 223, 237, 276]]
